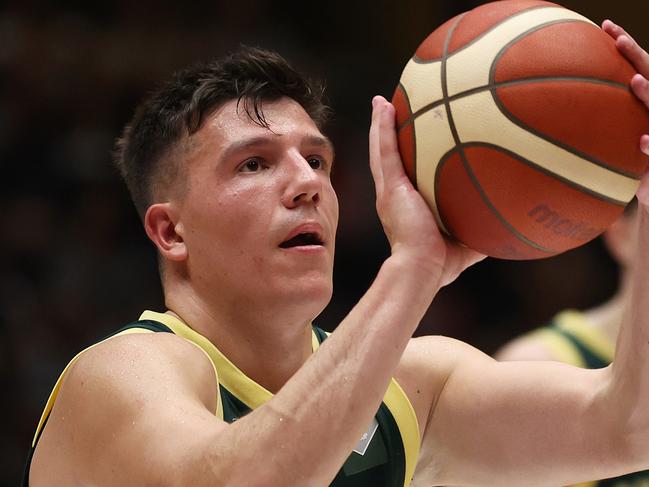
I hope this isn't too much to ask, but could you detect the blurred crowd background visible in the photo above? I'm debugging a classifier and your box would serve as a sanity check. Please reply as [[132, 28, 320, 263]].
[[2, 0, 647, 484]]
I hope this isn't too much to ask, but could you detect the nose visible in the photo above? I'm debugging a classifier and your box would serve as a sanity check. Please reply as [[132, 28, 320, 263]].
[[281, 153, 322, 208]]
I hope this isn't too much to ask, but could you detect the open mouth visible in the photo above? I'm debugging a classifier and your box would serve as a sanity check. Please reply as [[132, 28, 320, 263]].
[[279, 232, 324, 248]]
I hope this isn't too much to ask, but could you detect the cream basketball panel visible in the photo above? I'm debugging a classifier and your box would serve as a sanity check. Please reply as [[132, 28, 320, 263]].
[[413, 108, 456, 232], [445, 7, 595, 97], [398, 59, 445, 113], [449, 90, 639, 204]]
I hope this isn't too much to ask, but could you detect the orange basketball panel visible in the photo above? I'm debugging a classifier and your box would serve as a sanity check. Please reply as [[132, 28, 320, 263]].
[[397, 124, 416, 184], [392, 84, 412, 125], [464, 145, 624, 251], [447, 0, 559, 55], [415, 13, 464, 61], [493, 21, 638, 85], [495, 81, 649, 177], [392, 85, 416, 183], [436, 150, 556, 259]]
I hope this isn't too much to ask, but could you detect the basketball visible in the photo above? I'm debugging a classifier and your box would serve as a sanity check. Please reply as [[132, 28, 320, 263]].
[[393, 0, 649, 260]]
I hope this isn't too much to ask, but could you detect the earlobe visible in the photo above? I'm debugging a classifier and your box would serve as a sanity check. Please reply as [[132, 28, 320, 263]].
[[144, 203, 188, 262]]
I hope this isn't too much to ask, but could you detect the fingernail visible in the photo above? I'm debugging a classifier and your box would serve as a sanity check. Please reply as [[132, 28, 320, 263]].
[[641, 135, 649, 155], [633, 74, 649, 88]]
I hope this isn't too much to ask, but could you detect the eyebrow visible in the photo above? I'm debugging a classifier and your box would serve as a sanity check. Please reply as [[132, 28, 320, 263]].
[[302, 135, 336, 163], [219, 134, 335, 164]]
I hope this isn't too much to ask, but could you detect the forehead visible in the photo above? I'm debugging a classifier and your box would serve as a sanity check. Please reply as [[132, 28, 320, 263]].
[[194, 97, 326, 155]]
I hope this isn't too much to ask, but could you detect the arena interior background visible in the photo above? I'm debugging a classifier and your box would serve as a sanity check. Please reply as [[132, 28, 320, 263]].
[[2, 1, 647, 484]]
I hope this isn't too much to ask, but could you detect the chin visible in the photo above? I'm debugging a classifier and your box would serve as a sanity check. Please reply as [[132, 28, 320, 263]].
[[283, 276, 333, 316]]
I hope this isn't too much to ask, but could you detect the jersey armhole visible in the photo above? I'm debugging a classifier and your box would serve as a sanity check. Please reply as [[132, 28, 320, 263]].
[[181, 338, 222, 418], [384, 378, 421, 487], [312, 325, 419, 486]]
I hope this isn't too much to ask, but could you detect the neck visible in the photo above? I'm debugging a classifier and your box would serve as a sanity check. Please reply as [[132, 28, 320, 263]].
[[165, 280, 315, 394]]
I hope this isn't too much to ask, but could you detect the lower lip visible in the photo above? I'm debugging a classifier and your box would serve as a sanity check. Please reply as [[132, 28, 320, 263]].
[[279, 245, 326, 254]]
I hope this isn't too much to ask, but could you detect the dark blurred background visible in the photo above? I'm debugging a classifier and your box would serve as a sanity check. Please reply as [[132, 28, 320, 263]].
[[2, 0, 648, 484]]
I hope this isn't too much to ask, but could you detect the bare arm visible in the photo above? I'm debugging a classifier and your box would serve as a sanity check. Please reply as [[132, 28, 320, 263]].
[[409, 338, 637, 487], [31, 98, 483, 486], [603, 16, 649, 465]]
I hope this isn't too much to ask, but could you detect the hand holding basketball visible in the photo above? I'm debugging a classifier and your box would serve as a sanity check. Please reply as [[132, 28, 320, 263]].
[[603, 20, 649, 113], [369, 96, 485, 287], [393, 0, 649, 260], [603, 19, 649, 205]]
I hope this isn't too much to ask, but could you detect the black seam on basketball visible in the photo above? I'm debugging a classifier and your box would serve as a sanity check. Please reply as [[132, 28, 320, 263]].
[[434, 149, 461, 241], [461, 154, 557, 253], [488, 18, 642, 179], [411, 4, 572, 64], [397, 76, 630, 132], [439, 13, 465, 233], [441, 15, 463, 149], [440, 13, 554, 255], [458, 141, 628, 206], [435, 146, 556, 254], [398, 82, 417, 189]]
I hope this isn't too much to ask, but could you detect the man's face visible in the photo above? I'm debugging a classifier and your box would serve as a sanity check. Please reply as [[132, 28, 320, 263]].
[[174, 97, 339, 318]]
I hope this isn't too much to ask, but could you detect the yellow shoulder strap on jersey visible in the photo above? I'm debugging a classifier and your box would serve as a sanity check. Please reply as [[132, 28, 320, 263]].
[[383, 378, 421, 487], [532, 327, 587, 367], [554, 311, 615, 363], [32, 324, 222, 447]]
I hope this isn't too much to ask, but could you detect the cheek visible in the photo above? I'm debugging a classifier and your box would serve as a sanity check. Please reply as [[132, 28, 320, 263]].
[[209, 186, 274, 244], [325, 185, 340, 228]]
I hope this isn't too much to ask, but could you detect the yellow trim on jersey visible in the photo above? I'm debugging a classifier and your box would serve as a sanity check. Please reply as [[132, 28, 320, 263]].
[[532, 328, 587, 368], [311, 328, 321, 352], [142, 311, 273, 409], [144, 313, 419, 486], [384, 378, 421, 487], [554, 311, 615, 363], [141, 310, 322, 411], [572, 482, 597, 487]]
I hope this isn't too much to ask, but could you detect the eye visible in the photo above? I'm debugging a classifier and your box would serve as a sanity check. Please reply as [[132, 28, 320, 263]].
[[307, 156, 325, 170], [239, 158, 263, 172]]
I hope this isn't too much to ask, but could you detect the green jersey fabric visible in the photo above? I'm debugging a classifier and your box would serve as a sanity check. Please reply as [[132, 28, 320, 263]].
[[24, 310, 420, 486]]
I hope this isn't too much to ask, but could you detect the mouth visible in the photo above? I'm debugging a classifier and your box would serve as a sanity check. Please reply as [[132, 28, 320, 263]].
[[279, 231, 324, 249]]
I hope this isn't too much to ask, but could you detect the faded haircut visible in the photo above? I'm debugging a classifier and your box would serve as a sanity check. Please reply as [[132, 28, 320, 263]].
[[113, 46, 330, 218]]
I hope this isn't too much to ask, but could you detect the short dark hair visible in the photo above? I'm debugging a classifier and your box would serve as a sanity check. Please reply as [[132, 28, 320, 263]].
[[114, 46, 330, 218]]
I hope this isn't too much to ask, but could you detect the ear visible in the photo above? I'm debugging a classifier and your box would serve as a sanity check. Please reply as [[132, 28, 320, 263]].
[[602, 212, 635, 267], [144, 202, 187, 262]]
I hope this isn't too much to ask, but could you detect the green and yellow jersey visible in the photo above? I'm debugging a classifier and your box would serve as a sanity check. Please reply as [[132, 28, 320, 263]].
[[531, 310, 649, 487], [24, 310, 420, 487]]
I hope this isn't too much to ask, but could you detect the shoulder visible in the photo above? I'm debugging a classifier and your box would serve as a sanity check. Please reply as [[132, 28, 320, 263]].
[[398, 335, 499, 391], [70, 330, 217, 400], [399, 335, 491, 377], [396, 336, 492, 437], [29, 331, 219, 485]]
